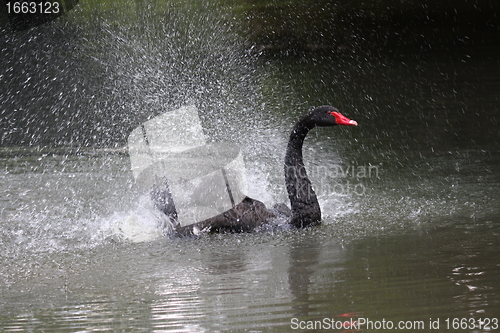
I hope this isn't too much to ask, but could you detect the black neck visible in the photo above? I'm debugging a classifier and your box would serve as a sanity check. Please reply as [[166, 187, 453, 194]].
[[284, 116, 321, 228]]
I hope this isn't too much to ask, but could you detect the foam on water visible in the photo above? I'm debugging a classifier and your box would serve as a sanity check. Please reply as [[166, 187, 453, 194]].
[[108, 195, 172, 243]]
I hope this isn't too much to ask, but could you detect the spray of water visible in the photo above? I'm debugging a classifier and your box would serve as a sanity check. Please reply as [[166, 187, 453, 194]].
[[4, 0, 495, 281]]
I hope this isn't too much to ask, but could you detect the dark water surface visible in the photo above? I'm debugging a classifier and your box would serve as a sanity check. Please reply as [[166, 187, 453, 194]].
[[1, 2, 500, 331]]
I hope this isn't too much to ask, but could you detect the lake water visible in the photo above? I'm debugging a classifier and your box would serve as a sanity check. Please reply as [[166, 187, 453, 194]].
[[1, 2, 500, 332]]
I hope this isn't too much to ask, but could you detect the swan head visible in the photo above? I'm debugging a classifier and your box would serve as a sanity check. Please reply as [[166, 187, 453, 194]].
[[309, 105, 358, 127]]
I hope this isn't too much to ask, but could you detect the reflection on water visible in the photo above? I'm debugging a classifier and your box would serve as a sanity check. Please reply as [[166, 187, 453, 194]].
[[1, 222, 499, 331]]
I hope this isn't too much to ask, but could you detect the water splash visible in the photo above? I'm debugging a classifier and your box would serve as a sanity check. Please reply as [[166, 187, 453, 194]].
[[108, 195, 172, 243]]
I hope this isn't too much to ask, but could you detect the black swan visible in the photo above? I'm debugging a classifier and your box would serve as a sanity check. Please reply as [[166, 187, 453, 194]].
[[152, 105, 357, 236]]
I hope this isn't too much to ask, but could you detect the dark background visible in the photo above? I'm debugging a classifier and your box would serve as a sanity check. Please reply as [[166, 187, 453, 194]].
[[1, 0, 499, 147]]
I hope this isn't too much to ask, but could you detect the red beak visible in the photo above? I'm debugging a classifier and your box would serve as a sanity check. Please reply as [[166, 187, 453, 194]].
[[331, 112, 358, 126]]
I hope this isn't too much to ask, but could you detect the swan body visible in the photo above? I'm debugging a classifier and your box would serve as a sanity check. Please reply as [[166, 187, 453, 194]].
[[153, 105, 357, 236]]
